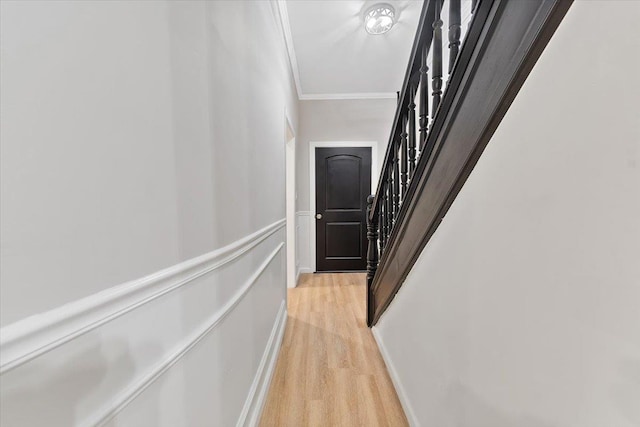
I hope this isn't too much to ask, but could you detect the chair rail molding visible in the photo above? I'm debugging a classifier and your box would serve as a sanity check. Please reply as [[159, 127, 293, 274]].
[[0, 219, 286, 374], [299, 93, 398, 101]]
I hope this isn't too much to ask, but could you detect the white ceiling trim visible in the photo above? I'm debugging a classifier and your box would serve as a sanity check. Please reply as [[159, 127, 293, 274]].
[[274, 0, 302, 99], [274, 0, 398, 101], [300, 92, 398, 101]]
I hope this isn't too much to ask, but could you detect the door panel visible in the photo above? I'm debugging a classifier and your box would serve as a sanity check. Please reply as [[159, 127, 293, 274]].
[[325, 156, 362, 210], [316, 147, 371, 271], [326, 222, 362, 258]]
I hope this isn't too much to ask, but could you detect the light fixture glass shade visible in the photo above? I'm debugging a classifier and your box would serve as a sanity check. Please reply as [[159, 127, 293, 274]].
[[364, 4, 396, 35]]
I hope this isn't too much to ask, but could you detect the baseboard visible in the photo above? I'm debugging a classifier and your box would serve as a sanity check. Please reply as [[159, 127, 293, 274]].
[[238, 300, 287, 427], [295, 267, 313, 286], [371, 326, 419, 427]]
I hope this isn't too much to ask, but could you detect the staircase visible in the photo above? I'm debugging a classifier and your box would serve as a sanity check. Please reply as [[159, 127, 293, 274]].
[[366, 0, 573, 326]]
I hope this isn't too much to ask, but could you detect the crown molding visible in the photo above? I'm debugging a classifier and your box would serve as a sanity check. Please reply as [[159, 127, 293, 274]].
[[299, 92, 398, 101], [273, 1, 399, 102], [274, 0, 302, 99]]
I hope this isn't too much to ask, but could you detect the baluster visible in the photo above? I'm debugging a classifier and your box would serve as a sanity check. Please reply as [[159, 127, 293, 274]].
[[400, 115, 408, 198], [432, 0, 443, 115], [408, 85, 417, 175], [393, 140, 400, 222], [387, 169, 393, 228], [378, 200, 384, 250], [385, 177, 391, 244], [387, 160, 393, 228], [419, 48, 429, 151], [448, 0, 461, 75], [380, 193, 386, 250], [470, 0, 478, 29], [366, 195, 379, 326], [379, 187, 384, 251]]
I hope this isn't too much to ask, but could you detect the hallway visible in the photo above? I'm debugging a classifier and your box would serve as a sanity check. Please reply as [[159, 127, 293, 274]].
[[260, 273, 408, 426]]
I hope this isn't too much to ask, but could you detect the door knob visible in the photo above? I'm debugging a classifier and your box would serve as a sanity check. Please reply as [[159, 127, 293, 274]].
[[316, 213, 322, 220]]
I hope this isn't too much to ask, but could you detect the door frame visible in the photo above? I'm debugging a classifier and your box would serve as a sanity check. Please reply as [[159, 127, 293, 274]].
[[285, 110, 296, 288], [309, 141, 378, 273]]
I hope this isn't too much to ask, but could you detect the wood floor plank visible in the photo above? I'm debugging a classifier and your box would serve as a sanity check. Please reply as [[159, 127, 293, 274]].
[[259, 273, 408, 427]]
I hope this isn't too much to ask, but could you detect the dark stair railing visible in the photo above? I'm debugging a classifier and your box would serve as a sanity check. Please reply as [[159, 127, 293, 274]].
[[366, 0, 573, 326]]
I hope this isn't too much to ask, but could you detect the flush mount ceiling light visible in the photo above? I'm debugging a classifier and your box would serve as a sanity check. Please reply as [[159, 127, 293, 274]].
[[364, 3, 396, 35]]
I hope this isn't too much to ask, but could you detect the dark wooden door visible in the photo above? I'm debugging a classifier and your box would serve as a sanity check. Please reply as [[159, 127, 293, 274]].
[[315, 147, 372, 271]]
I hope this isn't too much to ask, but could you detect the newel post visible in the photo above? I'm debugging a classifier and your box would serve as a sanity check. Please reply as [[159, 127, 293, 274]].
[[366, 195, 379, 326]]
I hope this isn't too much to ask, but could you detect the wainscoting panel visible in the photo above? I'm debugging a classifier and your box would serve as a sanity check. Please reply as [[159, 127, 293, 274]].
[[0, 220, 287, 427]]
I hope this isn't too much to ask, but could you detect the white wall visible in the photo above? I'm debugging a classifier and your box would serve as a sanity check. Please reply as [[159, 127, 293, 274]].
[[374, 2, 640, 426], [0, 0, 182, 326], [296, 98, 396, 212], [295, 211, 312, 279], [295, 98, 396, 273], [1, 1, 297, 425], [285, 121, 297, 288]]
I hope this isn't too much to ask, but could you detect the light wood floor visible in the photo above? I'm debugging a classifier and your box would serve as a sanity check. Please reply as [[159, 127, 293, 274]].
[[260, 273, 408, 427]]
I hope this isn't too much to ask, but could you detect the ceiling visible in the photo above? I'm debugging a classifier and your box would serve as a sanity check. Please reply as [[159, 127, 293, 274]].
[[282, 0, 422, 99]]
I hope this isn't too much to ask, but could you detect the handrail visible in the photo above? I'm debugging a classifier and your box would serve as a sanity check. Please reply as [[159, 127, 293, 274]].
[[366, 0, 574, 326], [366, 0, 472, 325]]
